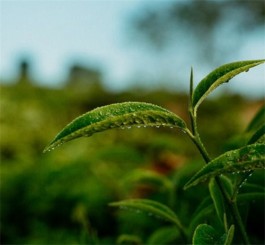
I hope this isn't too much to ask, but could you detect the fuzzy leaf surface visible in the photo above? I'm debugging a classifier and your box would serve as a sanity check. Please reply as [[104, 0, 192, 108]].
[[184, 144, 265, 189], [192, 60, 265, 114], [109, 199, 182, 228], [44, 102, 186, 152]]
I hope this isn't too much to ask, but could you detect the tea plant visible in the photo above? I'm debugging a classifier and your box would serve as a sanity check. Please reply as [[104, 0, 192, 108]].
[[44, 60, 265, 244]]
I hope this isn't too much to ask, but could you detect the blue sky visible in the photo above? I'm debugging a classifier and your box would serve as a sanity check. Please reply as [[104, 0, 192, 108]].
[[1, 0, 144, 88], [1, 0, 265, 96]]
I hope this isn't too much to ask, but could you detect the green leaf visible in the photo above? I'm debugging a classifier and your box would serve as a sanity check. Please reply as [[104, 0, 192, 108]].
[[192, 60, 265, 115], [117, 234, 142, 245], [219, 175, 233, 197], [193, 224, 235, 245], [123, 169, 173, 191], [44, 102, 187, 153], [240, 183, 265, 193], [147, 226, 180, 245], [237, 192, 265, 202], [109, 199, 181, 226], [248, 124, 265, 144], [246, 104, 265, 132], [192, 224, 220, 245], [209, 178, 226, 224], [232, 171, 253, 199], [189, 205, 214, 236], [192, 196, 212, 218], [224, 225, 235, 245], [184, 144, 265, 189]]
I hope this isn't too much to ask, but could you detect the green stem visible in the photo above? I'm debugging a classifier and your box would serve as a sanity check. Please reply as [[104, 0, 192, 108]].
[[215, 178, 250, 244], [186, 128, 210, 163], [185, 111, 250, 244], [230, 200, 250, 244]]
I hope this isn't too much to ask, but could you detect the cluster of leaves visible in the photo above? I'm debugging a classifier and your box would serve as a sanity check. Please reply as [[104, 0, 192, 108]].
[[45, 60, 265, 244]]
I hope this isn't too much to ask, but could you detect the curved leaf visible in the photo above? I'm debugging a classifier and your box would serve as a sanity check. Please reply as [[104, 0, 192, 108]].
[[44, 102, 186, 152], [219, 175, 233, 197], [209, 178, 225, 224], [147, 226, 180, 245], [124, 169, 173, 191], [109, 198, 186, 238], [184, 144, 265, 189], [248, 124, 265, 144], [237, 192, 265, 202], [224, 225, 235, 245], [240, 183, 265, 193], [193, 224, 234, 245], [232, 171, 253, 199], [246, 104, 265, 132], [192, 60, 265, 115], [117, 234, 142, 245], [189, 205, 214, 235], [192, 224, 221, 245]]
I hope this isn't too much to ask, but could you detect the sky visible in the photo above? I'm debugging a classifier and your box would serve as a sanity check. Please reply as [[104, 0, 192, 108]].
[[1, 0, 144, 89], [1, 0, 265, 97]]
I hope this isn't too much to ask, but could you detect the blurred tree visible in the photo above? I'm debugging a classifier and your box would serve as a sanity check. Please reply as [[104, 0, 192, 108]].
[[18, 59, 31, 85], [66, 64, 103, 91], [129, 0, 265, 65]]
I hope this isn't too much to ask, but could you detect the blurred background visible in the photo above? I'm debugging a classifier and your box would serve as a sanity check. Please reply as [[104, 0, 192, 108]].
[[1, 0, 264, 244]]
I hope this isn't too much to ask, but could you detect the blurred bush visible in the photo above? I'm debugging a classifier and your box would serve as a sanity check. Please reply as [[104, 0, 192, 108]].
[[0, 78, 263, 243]]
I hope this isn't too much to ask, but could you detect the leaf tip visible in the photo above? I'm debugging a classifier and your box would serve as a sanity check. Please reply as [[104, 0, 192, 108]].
[[43, 144, 52, 153], [183, 182, 192, 190]]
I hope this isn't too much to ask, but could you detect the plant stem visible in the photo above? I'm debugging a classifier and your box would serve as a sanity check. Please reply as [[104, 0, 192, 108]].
[[230, 200, 250, 244], [186, 128, 210, 163], [215, 178, 250, 244], [186, 111, 250, 244]]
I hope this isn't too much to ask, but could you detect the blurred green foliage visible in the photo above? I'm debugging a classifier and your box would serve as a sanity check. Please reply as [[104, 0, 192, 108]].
[[0, 79, 264, 244]]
